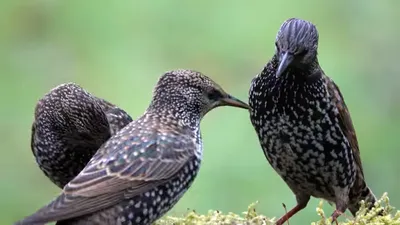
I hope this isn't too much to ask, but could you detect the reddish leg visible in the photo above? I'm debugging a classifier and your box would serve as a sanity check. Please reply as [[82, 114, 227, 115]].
[[275, 195, 309, 225], [331, 193, 349, 225], [330, 209, 343, 225]]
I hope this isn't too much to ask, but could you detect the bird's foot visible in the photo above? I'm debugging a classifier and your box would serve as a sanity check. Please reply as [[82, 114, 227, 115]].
[[330, 209, 343, 225]]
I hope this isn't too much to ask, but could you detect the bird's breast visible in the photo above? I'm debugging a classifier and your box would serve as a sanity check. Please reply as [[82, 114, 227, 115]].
[[250, 81, 356, 192]]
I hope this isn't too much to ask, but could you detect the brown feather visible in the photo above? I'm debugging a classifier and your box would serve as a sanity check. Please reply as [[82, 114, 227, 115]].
[[326, 76, 364, 176]]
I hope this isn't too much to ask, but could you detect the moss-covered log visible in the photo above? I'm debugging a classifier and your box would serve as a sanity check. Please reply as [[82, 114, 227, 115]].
[[155, 193, 400, 225]]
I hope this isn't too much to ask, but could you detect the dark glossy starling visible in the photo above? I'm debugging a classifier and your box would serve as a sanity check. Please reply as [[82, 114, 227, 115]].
[[248, 18, 377, 224], [31, 83, 133, 188], [17, 69, 250, 225]]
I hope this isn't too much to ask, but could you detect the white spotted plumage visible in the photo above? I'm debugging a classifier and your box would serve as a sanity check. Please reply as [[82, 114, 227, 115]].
[[31, 83, 133, 188], [18, 69, 249, 225], [249, 18, 377, 224]]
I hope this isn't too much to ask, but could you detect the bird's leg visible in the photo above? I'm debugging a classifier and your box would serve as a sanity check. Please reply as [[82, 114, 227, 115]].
[[275, 204, 306, 225], [330, 189, 350, 224], [275, 195, 310, 225], [330, 209, 343, 225], [282, 203, 290, 225]]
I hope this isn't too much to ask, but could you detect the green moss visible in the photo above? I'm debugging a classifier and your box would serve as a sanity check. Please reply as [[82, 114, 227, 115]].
[[155, 193, 400, 225]]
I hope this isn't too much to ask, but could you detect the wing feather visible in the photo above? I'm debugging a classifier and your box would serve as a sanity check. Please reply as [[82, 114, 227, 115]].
[[326, 77, 364, 174], [16, 123, 197, 225]]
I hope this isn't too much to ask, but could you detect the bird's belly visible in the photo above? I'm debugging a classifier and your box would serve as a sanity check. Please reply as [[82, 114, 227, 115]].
[[266, 139, 334, 199], [259, 116, 356, 199]]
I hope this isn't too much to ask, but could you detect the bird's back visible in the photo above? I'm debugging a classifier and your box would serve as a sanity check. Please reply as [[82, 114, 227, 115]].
[[31, 83, 133, 188], [96, 98, 133, 135]]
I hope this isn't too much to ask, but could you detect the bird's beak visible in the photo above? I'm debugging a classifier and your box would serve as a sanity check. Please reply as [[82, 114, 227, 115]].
[[276, 52, 294, 78], [219, 95, 250, 110]]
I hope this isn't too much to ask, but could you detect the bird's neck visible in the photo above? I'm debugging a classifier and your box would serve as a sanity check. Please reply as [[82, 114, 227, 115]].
[[146, 100, 202, 131], [262, 55, 322, 83], [252, 54, 327, 102], [250, 56, 328, 121], [279, 54, 320, 74]]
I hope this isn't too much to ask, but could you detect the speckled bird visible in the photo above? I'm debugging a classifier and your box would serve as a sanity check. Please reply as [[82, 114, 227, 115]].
[[249, 18, 377, 224], [31, 83, 133, 188], [17, 69, 250, 225]]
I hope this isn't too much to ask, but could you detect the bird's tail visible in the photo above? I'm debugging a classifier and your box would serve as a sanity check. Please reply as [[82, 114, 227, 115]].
[[348, 183, 378, 216]]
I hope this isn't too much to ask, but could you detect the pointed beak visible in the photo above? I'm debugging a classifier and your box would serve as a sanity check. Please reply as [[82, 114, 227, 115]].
[[276, 52, 294, 78], [219, 95, 250, 110]]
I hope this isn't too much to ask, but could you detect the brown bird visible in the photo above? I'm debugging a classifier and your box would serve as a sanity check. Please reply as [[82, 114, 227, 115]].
[[17, 69, 250, 225], [248, 18, 378, 224], [31, 83, 133, 188]]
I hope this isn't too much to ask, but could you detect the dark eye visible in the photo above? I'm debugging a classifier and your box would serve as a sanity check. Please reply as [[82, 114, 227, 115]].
[[297, 49, 308, 56], [275, 42, 280, 50], [207, 90, 223, 100]]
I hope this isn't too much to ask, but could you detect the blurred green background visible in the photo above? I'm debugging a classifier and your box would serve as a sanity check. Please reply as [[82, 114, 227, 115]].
[[1, 0, 399, 224]]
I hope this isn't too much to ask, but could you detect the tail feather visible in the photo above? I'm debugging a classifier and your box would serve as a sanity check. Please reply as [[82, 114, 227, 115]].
[[348, 185, 377, 216], [14, 193, 90, 225]]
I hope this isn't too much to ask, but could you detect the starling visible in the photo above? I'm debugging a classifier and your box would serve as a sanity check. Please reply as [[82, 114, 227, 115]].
[[31, 83, 133, 188], [17, 69, 250, 225], [248, 18, 377, 224]]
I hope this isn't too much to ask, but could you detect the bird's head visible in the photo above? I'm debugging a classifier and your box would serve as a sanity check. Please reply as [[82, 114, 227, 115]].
[[275, 18, 319, 78], [149, 69, 249, 121]]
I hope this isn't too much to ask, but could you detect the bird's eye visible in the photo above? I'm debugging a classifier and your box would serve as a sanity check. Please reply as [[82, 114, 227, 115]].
[[297, 49, 308, 56], [275, 42, 280, 50], [207, 90, 223, 100]]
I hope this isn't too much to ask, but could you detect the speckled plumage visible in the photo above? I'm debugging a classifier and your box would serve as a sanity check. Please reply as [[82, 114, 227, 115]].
[[31, 83, 133, 188], [96, 98, 134, 136], [249, 18, 377, 224], [17, 69, 249, 225]]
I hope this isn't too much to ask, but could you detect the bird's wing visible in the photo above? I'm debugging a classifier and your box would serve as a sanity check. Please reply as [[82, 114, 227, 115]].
[[326, 77, 364, 175], [96, 98, 134, 135], [17, 125, 197, 224]]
